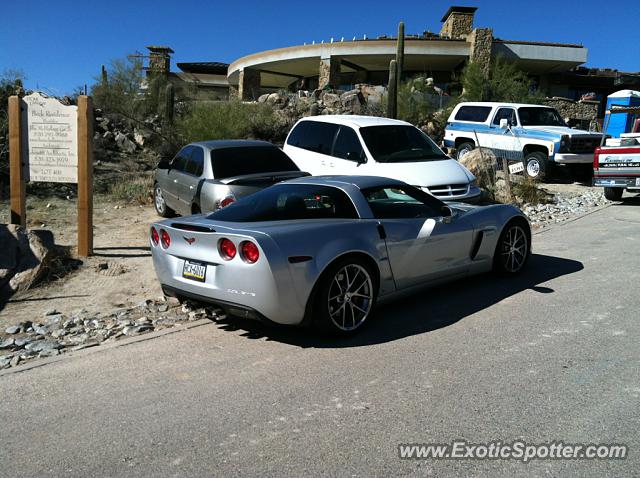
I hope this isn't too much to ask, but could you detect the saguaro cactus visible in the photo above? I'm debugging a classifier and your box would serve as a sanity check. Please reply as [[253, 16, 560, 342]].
[[164, 83, 175, 125], [101, 65, 108, 86], [387, 59, 398, 119], [396, 21, 405, 89]]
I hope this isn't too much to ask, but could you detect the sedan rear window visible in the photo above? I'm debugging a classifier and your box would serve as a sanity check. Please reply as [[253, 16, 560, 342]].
[[211, 146, 299, 179], [359, 125, 448, 163], [208, 184, 358, 222]]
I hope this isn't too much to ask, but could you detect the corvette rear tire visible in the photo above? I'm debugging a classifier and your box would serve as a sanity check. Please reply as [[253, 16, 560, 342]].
[[493, 219, 531, 275], [313, 257, 378, 335], [154, 184, 174, 218]]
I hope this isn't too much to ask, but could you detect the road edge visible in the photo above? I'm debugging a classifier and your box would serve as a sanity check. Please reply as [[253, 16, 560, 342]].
[[0, 318, 213, 377]]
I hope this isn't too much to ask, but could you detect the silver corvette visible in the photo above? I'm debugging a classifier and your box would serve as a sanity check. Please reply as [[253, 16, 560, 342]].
[[150, 175, 531, 334]]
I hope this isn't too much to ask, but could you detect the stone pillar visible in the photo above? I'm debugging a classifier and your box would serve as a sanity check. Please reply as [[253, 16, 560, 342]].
[[238, 68, 261, 101], [440, 8, 476, 39], [318, 56, 341, 90], [469, 28, 493, 77]]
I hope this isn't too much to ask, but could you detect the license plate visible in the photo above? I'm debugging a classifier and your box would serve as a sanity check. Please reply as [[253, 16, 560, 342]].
[[636, 178, 640, 186], [182, 260, 206, 282]]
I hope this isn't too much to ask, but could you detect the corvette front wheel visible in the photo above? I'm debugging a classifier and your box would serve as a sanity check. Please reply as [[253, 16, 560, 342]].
[[313, 258, 377, 335]]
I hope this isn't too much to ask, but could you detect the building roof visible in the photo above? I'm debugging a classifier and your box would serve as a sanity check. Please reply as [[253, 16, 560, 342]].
[[146, 45, 175, 53], [177, 62, 230, 75]]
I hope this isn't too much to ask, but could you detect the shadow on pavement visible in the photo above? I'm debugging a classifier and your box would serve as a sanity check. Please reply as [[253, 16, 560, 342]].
[[214, 253, 584, 348]]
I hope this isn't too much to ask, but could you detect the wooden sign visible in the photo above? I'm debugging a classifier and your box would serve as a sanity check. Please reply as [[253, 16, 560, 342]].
[[8, 93, 93, 256], [23, 92, 79, 183]]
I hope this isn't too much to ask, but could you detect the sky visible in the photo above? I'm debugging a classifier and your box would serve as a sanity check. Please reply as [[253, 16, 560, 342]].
[[1, 0, 639, 95]]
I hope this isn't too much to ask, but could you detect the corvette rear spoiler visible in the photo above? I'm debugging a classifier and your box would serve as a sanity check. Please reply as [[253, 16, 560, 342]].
[[219, 171, 310, 185]]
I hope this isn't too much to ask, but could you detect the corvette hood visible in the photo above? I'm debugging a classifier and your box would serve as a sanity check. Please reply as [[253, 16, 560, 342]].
[[368, 158, 474, 186]]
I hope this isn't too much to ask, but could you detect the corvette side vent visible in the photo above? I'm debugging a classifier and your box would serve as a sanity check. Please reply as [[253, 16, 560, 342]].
[[170, 223, 216, 233]]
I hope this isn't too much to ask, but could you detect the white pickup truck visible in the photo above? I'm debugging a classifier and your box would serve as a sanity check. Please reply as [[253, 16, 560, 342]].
[[444, 102, 604, 180]]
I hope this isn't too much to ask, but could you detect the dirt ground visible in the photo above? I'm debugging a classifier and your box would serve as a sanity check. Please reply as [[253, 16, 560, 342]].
[[0, 195, 162, 329]]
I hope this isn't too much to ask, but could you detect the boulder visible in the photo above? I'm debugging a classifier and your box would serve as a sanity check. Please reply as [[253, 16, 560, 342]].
[[340, 90, 364, 114], [458, 147, 497, 189], [115, 132, 136, 154], [266, 92, 288, 108], [257, 93, 270, 103], [0, 225, 68, 294], [321, 92, 341, 109]]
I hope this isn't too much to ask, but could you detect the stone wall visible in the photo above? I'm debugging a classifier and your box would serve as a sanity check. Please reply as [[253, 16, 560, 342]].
[[469, 28, 493, 77], [440, 13, 474, 39], [543, 97, 599, 128]]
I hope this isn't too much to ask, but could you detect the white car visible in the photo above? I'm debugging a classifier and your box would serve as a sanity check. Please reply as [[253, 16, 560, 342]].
[[283, 115, 481, 202]]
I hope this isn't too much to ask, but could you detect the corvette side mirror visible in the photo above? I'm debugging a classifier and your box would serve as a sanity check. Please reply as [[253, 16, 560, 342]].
[[441, 205, 455, 224]]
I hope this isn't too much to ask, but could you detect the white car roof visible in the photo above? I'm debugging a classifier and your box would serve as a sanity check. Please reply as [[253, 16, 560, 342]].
[[298, 115, 411, 128], [456, 102, 551, 109]]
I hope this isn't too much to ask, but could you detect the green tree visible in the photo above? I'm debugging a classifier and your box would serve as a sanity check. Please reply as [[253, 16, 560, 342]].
[[461, 57, 543, 104]]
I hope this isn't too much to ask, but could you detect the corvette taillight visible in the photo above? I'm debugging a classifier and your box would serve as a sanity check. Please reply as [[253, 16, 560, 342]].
[[240, 241, 259, 264], [151, 227, 159, 246], [160, 229, 170, 249], [219, 238, 236, 260]]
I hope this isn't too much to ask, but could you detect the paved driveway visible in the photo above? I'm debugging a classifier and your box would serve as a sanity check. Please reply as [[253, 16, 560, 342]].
[[1, 201, 639, 477]]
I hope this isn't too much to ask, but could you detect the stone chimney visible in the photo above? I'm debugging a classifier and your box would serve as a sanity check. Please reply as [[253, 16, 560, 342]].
[[146, 46, 174, 74], [439, 6, 477, 39]]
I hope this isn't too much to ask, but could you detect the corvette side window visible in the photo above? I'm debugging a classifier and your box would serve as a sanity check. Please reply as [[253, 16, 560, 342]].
[[362, 185, 443, 219]]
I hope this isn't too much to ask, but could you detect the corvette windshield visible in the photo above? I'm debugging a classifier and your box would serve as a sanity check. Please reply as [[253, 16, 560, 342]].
[[207, 184, 359, 222], [518, 107, 567, 127], [359, 125, 448, 163]]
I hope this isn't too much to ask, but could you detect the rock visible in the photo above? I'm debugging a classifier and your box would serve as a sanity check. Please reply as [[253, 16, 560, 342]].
[[2, 226, 66, 293], [458, 147, 497, 189], [257, 93, 270, 103], [14, 337, 31, 347], [115, 132, 137, 154], [340, 91, 364, 113], [321, 92, 341, 109], [32, 325, 48, 335], [44, 308, 59, 316], [5, 325, 20, 334], [38, 348, 60, 358], [25, 340, 63, 352], [157, 304, 169, 313], [10, 355, 20, 367], [0, 338, 15, 349]]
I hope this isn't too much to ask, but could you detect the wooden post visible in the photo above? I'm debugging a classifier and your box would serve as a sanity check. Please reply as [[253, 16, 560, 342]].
[[77, 96, 93, 256], [9, 96, 26, 227]]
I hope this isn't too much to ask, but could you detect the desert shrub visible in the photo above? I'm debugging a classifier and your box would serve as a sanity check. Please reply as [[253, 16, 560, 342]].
[[109, 174, 154, 205], [177, 101, 289, 144], [511, 177, 551, 205], [461, 57, 543, 104]]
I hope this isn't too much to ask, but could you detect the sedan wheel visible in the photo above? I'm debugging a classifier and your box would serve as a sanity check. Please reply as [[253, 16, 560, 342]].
[[314, 259, 377, 335], [494, 222, 530, 274], [154, 184, 174, 218]]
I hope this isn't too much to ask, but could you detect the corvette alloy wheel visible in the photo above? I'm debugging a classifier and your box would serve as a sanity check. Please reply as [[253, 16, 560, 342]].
[[500, 224, 529, 273], [327, 264, 374, 332]]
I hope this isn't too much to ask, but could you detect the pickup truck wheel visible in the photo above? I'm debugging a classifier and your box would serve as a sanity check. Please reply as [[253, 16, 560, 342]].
[[154, 184, 174, 218], [456, 142, 475, 160], [524, 152, 547, 181], [604, 187, 623, 201]]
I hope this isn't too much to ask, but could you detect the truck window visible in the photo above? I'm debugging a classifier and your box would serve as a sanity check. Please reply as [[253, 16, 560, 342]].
[[454, 106, 492, 122], [492, 108, 518, 126]]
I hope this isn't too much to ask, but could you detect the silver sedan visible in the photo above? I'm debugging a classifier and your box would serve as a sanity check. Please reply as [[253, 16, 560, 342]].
[[150, 175, 531, 334], [153, 140, 308, 217]]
